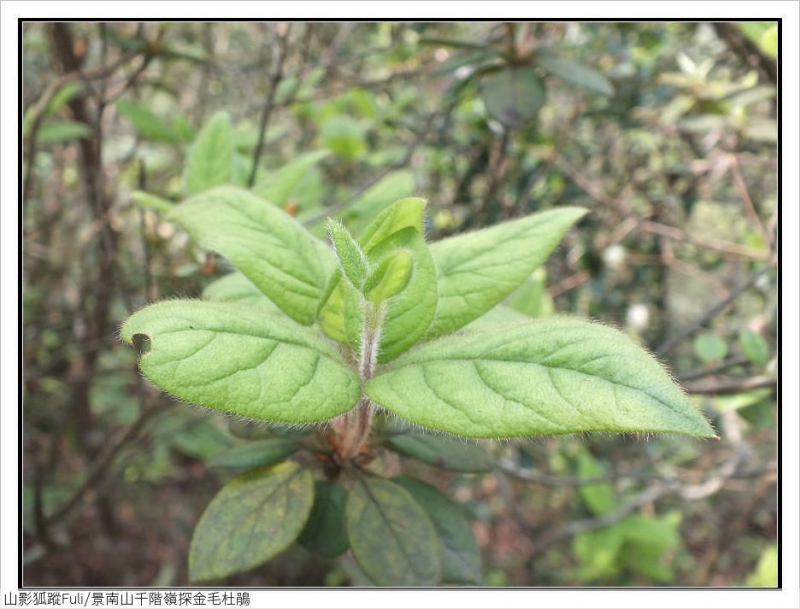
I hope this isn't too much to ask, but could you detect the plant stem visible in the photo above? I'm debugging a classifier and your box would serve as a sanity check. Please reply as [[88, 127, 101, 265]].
[[335, 303, 382, 462]]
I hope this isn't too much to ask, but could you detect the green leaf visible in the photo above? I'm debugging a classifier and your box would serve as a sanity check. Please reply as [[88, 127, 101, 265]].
[[617, 512, 681, 583], [202, 272, 282, 311], [385, 432, 495, 473], [573, 523, 626, 581], [694, 333, 728, 363], [714, 388, 772, 412], [535, 55, 615, 96], [364, 250, 413, 305], [505, 267, 555, 318], [183, 111, 234, 196], [168, 186, 336, 325], [480, 66, 546, 126], [327, 219, 369, 289], [345, 478, 440, 586], [747, 544, 778, 587], [36, 119, 93, 143], [739, 329, 770, 366], [357, 197, 426, 252], [298, 481, 349, 558], [759, 25, 778, 59], [365, 228, 438, 362], [188, 462, 313, 582], [252, 150, 330, 206], [318, 196, 425, 336], [317, 270, 352, 344], [47, 82, 83, 115], [131, 190, 173, 215], [206, 439, 299, 470], [320, 116, 366, 160], [576, 449, 616, 516], [115, 99, 180, 143], [463, 305, 532, 331], [121, 300, 360, 423], [427, 207, 587, 338], [170, 418, 234, 461], [392, 476, 482, 585], [336, 170, 416, 236], [365, 317, 716, 438], [321, 225, 436, 361]]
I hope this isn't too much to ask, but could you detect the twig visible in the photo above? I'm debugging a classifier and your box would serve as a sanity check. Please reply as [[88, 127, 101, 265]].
[[544, 148, 632, 215], [679, 354, 750, 381], [247, 24, 292, 188], [531, 445, 759, 555], [534, 483, 668, 551], [548, 269, 591, 298], [640, 219, 769, 261], [683, 375, 776, 395], [498, 458, 774, 489], [655, 264, 772, 355], [44, 403, 166, 527], [729, 153, 774, 254]]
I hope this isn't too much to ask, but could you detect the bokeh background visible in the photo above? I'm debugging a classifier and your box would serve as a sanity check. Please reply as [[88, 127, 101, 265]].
[[22, 21, 777, 586]]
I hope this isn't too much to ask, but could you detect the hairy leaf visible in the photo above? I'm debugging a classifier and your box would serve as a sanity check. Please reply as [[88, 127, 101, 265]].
[[168, 186, 336, 325], [346, 478, 440, 586], [357, 197, 426, 252], [392, 476, 482, 585], [363, 227, 438, 362], [366, 317, 716, 438], [202, 272, 280, 311], [427, 207, 587, 338], [121, 300, 360, 423], [327, 219, 369, 289], [188, 462, 313, 582], [364, 249, 414, 305]]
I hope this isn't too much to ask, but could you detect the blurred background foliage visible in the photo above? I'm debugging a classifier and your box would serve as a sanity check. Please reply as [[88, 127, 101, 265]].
[[22, 21, 777, 586]]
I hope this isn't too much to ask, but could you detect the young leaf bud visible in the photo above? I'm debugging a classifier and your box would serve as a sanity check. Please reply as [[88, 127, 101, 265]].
[[327, 219, 369, 289], [364, 249, 414, 305]]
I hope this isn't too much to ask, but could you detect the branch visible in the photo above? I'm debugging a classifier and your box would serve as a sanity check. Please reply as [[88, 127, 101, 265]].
[[678, 354, 750, 381], [44, 403, 166, 527], [247, 23, 292, 188], [683, 375, 776, 395], [656, 264, 773, 355], [640, 219, 769, 262], [534, 483, 668, 551]]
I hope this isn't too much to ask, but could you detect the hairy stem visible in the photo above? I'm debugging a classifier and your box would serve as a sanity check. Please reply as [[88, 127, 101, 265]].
[[335, 302, 382, 462]]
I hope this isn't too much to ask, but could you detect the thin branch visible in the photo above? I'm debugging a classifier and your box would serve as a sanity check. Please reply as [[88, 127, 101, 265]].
[[656, 264, 773, 355], [683, 375, 776, 395], [531, 446, 763, 554], [544, 148, 632, 215], [534, 484, 668, 551], [729, 153, 774, 254], [44, 403, 166, 527], [640, 219, 769, 262], [247, 24, 292, 188], [679, 354, 750, 381]]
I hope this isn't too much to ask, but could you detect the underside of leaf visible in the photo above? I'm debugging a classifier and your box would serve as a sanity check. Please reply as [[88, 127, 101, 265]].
[[366, 317, 716, 439]]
